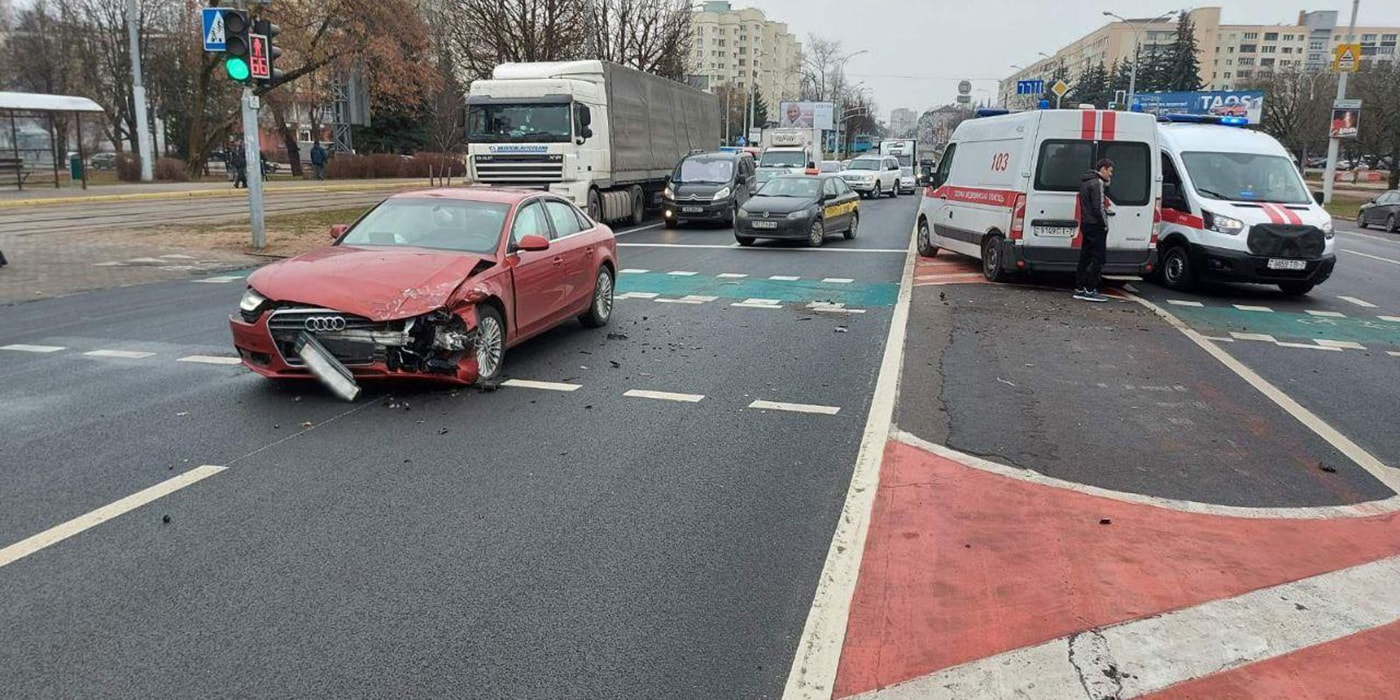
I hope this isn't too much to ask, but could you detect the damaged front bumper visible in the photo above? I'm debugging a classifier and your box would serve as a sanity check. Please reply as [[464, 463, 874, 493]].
[[229, 304, 484, 398]]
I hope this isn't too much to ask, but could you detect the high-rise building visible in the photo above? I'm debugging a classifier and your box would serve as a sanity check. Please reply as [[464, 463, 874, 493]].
[[690, 1, 803, 120], [999, 7, 1400, 106], [889, 108, 917, 137]]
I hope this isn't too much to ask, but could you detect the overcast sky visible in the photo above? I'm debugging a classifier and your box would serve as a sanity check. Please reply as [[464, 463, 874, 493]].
[[744, 1, 1400, 119]]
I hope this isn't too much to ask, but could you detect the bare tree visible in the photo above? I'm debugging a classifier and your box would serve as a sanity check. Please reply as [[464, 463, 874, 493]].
[[444, 0, 590, 82], [799, 35, 844, 102], [584, 0, 692, 80], [1350, 60, 1400, 188], [1240, 70, 1334, 167]]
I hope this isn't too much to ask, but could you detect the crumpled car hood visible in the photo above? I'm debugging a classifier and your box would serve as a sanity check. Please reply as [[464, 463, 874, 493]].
[[248, 246, 494, 320]]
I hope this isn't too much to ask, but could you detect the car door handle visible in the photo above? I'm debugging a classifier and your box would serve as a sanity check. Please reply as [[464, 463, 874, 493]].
[[551, 256, 564, 267]]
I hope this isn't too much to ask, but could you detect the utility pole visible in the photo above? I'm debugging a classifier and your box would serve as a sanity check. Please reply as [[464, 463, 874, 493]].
[[126, 0, 153, 181], [242, 87, 266, 249], [1323, 0, 1360, 205]]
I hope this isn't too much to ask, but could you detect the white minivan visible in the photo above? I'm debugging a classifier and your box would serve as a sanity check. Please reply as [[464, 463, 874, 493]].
[[1155, 116, 1336, 296], [917, 108, 1160, 282]]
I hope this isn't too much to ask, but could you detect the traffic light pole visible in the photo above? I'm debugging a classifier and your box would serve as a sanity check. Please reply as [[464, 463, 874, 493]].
[[1322, 0, 1359, 206], [241, 87, 266, 249], [126, 0, 154, 181]]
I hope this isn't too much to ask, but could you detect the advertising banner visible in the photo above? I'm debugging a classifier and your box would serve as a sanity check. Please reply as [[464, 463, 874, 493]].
[[779, 101, 835, 130], [1331, 102, 1360, 139], [1132, 91, 1265, 124]]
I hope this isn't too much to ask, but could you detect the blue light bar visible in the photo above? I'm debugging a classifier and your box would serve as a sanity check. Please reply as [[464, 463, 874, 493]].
[[1219, 116, 1249, 126], [975, 109, 1011, 118], [1158, 114, 1249, 127]]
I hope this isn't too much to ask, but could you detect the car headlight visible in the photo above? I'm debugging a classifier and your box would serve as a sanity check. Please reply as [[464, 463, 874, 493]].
[[663, 185, 674, 199], [1202, 210, 1245, 235], [713, 186, 732, 201], [787, 209, 811, 220], [736, 208, 751, 219], [239, 288, 268, 313], [1321, 218, 1334, 238]]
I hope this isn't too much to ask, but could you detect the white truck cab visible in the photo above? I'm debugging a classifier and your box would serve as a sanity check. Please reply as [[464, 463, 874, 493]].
[[917, 108, 1160, 282], [756, 129, 821, 186], [1155, 116, 1336, 296]]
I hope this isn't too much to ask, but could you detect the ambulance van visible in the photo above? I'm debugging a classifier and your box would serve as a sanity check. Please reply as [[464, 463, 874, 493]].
[[1155, 115, 1336, 296], [917, 108, 1160, 282]]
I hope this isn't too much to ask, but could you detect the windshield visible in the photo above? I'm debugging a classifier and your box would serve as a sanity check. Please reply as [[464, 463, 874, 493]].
[[467, 103, 572, 143], [756, 177, 821, 198], [1181, 151, 1311, 204], [675, 157, 734, 184], [848, 158, 881, 171], [900, 167, 914, 177], [819, 161, 841, 173], [340, 199, 509, 253], [760, 151, 807, 168]]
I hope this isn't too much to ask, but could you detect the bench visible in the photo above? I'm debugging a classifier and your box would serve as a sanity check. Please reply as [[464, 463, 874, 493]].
[[0, 157, 33, 187]]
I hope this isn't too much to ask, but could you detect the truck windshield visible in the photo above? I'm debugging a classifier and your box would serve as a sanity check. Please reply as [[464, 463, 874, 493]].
[[675, 157, 734, 184], [847, 158, 881, 171], [759, 151, 807, 168], [467, 103, 572, 143], [1180, 152, 1311, 205], [340, 199, 508, 254]]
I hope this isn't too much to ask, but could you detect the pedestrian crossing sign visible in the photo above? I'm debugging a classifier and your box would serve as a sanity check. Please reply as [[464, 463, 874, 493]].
[[201, 8, 226, 52], [1333, 44, 1361, 73]]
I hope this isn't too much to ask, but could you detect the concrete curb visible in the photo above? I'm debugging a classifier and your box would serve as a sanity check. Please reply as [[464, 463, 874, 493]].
[[0, 181, 448, 209]]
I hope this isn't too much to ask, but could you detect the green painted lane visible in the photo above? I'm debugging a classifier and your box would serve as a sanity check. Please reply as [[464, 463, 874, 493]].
[[616, 272, 899, 307], [1169, 306, 1400, 348]]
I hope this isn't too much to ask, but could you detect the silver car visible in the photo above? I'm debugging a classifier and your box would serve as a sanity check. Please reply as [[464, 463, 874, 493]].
[[898, 167, 918, 195]]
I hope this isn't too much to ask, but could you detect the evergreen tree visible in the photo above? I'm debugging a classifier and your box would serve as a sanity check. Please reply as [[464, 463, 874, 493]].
[[749, 87, 771, 128], [1072, 62, 1110, 108], [1041, 66, 1070, 107], [1165, 12, 1204, 91]]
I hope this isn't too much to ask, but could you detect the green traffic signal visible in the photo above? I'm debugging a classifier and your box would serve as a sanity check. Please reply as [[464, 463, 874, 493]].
[[225, 56, 250, 81]]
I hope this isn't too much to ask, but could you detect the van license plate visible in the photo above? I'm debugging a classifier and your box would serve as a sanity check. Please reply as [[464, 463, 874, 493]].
[[682, 206, 703, 213], [1267, 258, 1307, 271], [752, 221, 778, 229], [1034, 225, 1077, 237]]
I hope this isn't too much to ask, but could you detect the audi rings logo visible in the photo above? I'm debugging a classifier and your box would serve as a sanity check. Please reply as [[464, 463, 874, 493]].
[[304, 316, 347, 332]]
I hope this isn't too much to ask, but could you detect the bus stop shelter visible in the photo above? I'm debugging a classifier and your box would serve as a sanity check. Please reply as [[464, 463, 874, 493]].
[[0, 91, 105, 191]]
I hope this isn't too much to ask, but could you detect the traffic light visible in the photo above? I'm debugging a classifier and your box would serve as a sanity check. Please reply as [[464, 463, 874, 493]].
[[252, 19, 284, 88], [221, 9, 251, 82]]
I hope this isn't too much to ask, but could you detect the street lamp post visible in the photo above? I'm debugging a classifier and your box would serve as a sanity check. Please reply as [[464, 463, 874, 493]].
[[1323, 0, 1360, 205], [1104, 10, 1179, 109]]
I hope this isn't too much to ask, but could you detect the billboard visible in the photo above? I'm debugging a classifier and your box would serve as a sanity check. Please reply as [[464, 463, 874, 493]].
[[1132, 91, 1265, 124], [1331, 105, 1360, 139], [779, 101, 835, 130]]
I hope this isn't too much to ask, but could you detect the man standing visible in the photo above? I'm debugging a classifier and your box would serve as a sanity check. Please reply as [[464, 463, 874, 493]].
[[310, 141, 327, 181], [1074, 158, 1114, 302], [230, 140, 248, 189]]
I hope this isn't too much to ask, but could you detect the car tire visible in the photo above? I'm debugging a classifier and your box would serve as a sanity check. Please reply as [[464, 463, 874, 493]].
[[807, 218, 825, 247], [889, 180, 899, 198], [1388, 215, 1397, 234], [1357, 211, 1368, 229], [917, 218, 938, 258], [872, 182, 882, 199], [580, 266, 615, 328], [1160, 244, 1196, 291], [736, 235, 756, 246], [586, 189, 602, 223], [1278, 281, 1315, 297], [845, 213, 859, 240], [981, 233, 1008, 283], [473, 305, 506, 386]]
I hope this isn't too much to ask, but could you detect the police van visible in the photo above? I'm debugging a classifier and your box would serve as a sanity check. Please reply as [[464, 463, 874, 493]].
[[917, 108, 1161, 282], [1155, 116, 1335, 296]]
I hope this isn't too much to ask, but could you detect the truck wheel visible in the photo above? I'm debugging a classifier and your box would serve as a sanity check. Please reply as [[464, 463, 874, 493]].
[[1279, 281, 1315, 297], [580, 266, 615, 328], [807, 219, 825, 247], [982, 233, 1008, 282], [587, 189, 602, 222], [1160, 244, 1195, 291], [629, 186, 645, 227], [917, 219, 939, 258]]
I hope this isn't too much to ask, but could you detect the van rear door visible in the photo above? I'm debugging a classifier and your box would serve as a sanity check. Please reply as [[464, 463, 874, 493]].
[[1023, 111, 1158, 272]]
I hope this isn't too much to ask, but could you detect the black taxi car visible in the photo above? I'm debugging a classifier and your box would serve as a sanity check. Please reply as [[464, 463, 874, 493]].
[[734, 174, 860, 247]]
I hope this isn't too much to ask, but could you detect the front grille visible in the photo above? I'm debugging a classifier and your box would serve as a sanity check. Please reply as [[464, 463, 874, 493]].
[[1247, 224, 1325, 258], [473, 154, 564, 185], [267, 307, 391, 367]]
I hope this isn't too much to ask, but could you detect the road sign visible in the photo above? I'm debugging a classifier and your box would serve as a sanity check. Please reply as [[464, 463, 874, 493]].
[[1335, 98, 1362, 109], [748, 128, 762, 144], [201, 7, 226, 52], [1333, 44, 1362, 73], [1050, 80, 1071, 98], [1017, 80, 1044, 96], [249, 33, 270, 80], [958, 80, 972, 96], [955, 95, 972, 105], [736, 136, 746, 147]]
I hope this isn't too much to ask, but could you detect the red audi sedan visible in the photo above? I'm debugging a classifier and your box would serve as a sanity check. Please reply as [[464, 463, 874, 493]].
[[229, 188, 618, 400]]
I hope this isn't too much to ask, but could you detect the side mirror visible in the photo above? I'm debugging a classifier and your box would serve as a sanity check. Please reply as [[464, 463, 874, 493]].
[[330, 224, 349, 240], [581, 127, 594, 140], [578, 105, 592, 127], [515, 234, 550, 252], [1313, 191, 1325, 206]]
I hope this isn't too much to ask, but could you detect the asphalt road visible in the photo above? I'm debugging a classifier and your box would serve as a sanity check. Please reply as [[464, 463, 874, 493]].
[[0, 194, 920, 698]]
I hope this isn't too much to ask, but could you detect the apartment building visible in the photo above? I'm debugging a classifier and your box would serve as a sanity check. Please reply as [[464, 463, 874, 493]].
[[889, 108, 917, 137], [690, 1, 803, 116], [999, 7, 1400, 106]]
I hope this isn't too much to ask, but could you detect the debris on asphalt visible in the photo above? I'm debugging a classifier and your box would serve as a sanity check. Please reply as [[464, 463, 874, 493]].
[[1099, 519, 1112, 525], [301, 421, 313, 428], [176, 411, 190, 417], [162, 515, 171, 524], [1319, 462, 1338, 473], [609, 360, 621, 368], [607, 332, 629, 340], [835, 326, 848, 333], [996, 378, 1017, 387], [437, 427, 450, 435]]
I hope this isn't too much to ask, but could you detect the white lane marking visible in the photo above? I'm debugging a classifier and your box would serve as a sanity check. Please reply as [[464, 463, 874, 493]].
[[1167, 299, 1204, 307], [1230, 332, 1277, 342], [1339, 296, 1378, 308], [160, 254, 196, 260], [894, 430, 1400, 519], [623, 389, 705, 403], [654, 295, 717, 304], [620, 268, 650, 274], [617, 243, 906, 254], [769, 275, 801, 281], [808, 302, 867, 315], [1276, 342, 1344, 351], [0, 465, 226, 569], [667, 270, 698, 276], [823, 278, 855, 284], [1315, 339, 1367, 350], [1234, 304, 1274, 312], [1380, 316, 1400, 323], [615, 292, 659, 300], [177, 355, 243, 365], [749, 400, 841, 416], [612, 222, 665, 237], [93, 261, 125, 267], [501, 379, 582, 392], [717, 273, 749, 279], [126, 257, 166, 264], [1, 344, 66, 353], [193, 275, 243, 284], [733, 299, 783, 309], [1128, 295, 1400, 494], [1201, 336, 1236, 343], [1343, 249, 1400, 266], [1306, 310, 1347, 318], [782, 224, 917, 700], [84, 350, 157, 359], [846, 554, 1400, 700], [1390, 351, 1400, 357]]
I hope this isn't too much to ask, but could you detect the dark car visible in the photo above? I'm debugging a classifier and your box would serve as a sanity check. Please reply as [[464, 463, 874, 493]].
[[662, 151, 756, 228], [1358, 190, 1400, 233], [734, 174, 860, 248]]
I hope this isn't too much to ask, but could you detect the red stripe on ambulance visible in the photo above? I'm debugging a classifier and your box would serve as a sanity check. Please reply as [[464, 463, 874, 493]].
[[929, 185, 1019, 208], [1100, 111, 1117, 141], [1081, 110, 1096, 141]]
